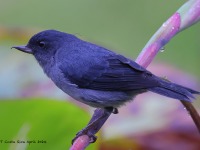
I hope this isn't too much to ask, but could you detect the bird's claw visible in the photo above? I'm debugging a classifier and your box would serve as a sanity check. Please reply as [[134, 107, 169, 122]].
[[72, 107, 116, 145], [112, 108, 118, 114], [72, 129, 97, 144]]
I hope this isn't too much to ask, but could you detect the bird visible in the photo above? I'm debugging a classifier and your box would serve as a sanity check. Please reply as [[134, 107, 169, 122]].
[[12, 29, 199, 142]]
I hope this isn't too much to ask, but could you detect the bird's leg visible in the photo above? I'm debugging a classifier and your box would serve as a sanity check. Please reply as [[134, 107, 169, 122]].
[[72, 107, 118, 144]]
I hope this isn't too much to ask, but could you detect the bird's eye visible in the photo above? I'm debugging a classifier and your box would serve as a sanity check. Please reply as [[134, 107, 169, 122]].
[[38, 41, 45, 48]]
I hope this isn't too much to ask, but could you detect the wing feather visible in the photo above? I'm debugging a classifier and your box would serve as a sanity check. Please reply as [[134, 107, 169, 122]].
[[60, 52, 159, 91]]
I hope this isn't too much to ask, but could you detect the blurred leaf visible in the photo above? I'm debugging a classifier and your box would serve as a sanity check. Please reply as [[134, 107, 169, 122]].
[[0, 99, 97, 150]]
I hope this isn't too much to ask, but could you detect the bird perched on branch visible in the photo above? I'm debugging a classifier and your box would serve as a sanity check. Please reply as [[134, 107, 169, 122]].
[[12, 29, 200, 142]]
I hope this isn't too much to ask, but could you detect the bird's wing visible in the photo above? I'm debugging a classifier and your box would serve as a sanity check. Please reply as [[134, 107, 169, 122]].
[[59, 53, 159, 91]]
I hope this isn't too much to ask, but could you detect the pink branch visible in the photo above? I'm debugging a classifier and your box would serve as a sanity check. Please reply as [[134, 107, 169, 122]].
[[70, 135, 90, 150], [70, 0, 200, 149], [136, 12, 180, 67], [136, 0, 200, 67]]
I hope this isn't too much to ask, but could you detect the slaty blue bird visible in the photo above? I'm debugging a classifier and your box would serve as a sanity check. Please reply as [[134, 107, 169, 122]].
[[12, 30, 200, 142]]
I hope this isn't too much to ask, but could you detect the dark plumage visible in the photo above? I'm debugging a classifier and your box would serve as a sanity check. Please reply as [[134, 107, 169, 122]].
[[12, 30, 200, 108]]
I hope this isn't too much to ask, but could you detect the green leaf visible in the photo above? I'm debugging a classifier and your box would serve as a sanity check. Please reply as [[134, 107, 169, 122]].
[[0, 99, 97, 150]]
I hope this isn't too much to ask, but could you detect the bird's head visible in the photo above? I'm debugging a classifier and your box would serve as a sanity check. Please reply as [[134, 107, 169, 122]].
[[12, 29, 77, 66]]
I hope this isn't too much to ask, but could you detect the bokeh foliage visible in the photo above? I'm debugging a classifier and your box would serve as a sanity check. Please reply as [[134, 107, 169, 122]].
[[0, 99, 96, 150], [0, 0, 199, 150]]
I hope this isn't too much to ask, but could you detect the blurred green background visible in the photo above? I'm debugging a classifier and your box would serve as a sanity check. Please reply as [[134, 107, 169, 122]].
[[0, 0, 199, 150]]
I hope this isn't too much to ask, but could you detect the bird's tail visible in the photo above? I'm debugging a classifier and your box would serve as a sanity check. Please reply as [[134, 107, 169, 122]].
[[149, 79, 200, 102]]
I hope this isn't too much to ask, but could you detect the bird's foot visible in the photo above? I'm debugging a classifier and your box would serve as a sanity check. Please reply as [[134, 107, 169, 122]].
[[71, 107, 118, 144], [72, 128, 97, 144]]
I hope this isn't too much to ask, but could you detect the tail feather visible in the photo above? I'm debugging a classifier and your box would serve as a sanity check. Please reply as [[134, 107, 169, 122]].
[[149, 79, 200, 102]]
